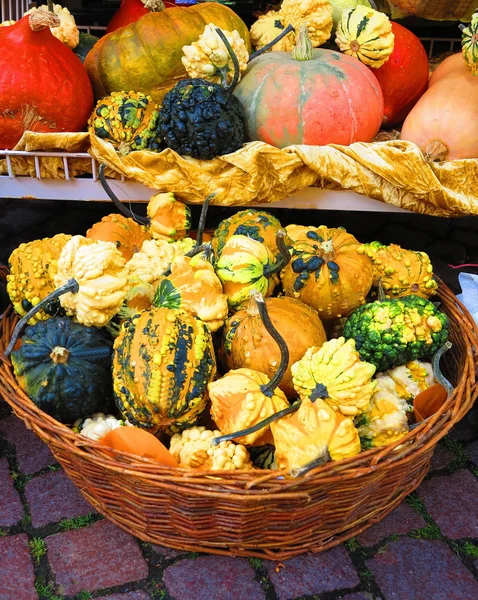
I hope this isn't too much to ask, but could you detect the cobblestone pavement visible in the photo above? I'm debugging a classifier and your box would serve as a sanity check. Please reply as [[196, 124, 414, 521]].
[[1, 199, 478, 600]]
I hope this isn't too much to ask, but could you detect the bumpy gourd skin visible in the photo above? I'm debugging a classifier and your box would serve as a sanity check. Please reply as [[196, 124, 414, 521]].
[[113, 308, 216, 433], [11, 317, 113, 424], [159, 78, 245, 160], [343, 295, 449, 372]]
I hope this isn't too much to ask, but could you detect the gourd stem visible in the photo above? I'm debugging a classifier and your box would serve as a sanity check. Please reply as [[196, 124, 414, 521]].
[[432, 341, 454, 396], [193, 194, 214, 248], [268, 230, 291, 275], [291, 25, 313, 61], [368, 0, 378, 10], [458, 24, 467, 32], [249, 24, 295, 61], [215, 28, 240, 91], [289, 448, 331, 478], [98, 163, 149, 226], [211, 400, 302, 446], [377, 277, 386, 302], [5, 279, 79, 357], [47, 0, 54, 13], [252, 291, 290, 397]]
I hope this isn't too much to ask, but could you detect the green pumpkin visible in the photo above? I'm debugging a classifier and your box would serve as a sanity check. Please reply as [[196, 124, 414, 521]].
[[88, 91, 162, 155], [212, 209, 283, 260], [462, 12, 478, 75], [73, 33, 100, 63], [11, 317, 113, 424], [112, 308, 216, 433]]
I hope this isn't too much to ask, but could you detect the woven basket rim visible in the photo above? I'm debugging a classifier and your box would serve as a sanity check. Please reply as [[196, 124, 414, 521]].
[[0, 266, 477, 494]]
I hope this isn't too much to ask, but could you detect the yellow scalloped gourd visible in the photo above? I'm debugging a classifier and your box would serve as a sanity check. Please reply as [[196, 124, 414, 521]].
[[0, 20, 15, 26], [169, 426, 253, 470], [271, 397, 361, 470], [25, 4, 79, 49], [7, 234, 72, 324], [250, 0, 333, 52], [182, 24, 249, 86], [291, 337, 377, 416], [53, 235, 129, 327], [335, 5, 394, 68]]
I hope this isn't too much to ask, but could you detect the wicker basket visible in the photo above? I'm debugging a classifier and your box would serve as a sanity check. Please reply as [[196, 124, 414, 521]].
[[0, 266, 477, 560]]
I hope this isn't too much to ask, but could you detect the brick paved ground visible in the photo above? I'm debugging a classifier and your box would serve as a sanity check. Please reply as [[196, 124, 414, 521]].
[[1, 199, 478, 600]]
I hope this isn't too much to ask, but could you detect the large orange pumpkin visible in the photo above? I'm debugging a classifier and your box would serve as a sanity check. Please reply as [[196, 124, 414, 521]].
[[280, 225, 373, 321], [85, 3, 251, 103], [86, 214, 151, 262], [220, 296, 326, 398], [233, 27, 383, 148]]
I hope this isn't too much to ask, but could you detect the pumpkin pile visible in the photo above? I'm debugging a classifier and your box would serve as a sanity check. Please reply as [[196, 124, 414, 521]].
[[5, 205, 453, 475]]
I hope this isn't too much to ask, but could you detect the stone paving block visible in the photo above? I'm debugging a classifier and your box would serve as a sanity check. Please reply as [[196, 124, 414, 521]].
[[0, 415, 55, 475], [47, 520, 149, 596], [264, 546, 359, 600], [97, 592, 150, 600], [367, 538, 478, 600], [164, 555, 265, 600], [0, 458, 24, 526], [25, 469, 93, 528], [151, 544, 188, 559], [0, 534, 37, 600], [430, 445, 455, 470], [465, 441, 478, 465], [418, 470, 478, 539], [357, 503, 426, 546]]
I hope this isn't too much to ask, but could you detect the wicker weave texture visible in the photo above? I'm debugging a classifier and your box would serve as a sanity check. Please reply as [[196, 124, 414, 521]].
[[0, 267, 477, 559]]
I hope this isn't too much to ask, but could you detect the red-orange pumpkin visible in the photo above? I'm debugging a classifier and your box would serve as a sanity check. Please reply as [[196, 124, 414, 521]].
[[106, 0, 176, 35], [234, 27, 384, 148], [371, 22, 429, 126], [0, 11, 94, 150]]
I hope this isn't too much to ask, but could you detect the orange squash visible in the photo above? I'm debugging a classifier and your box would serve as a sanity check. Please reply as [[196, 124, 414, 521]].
[[100, 426, 178, 466], [220, 296, 326, 397], [86, 214, 151, 261], [401, 69, 478, 160], [428, 53, 471, 87]]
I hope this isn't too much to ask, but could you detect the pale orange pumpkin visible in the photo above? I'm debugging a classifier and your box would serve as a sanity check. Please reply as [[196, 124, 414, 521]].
[[428, 53, 471, 87], [100, 426, 178, 466], [220, 296, 326, 397], [401, 68, 478, 160]]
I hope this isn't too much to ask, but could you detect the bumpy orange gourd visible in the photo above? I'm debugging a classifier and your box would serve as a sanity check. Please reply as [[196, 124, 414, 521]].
[[147, 192, 191, 241], [86, 214, 151, 262], [220, 296, 326, 397], [280, 225, 373, 321]]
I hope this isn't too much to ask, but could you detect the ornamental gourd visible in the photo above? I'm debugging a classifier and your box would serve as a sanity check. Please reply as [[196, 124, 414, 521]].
[[461, 11, 478, 76], [88, 92, 162, 155], [209, 292, 290, 446], [7, 234, 71, 323], [234, 26, 384, 148], [0, 11, 94, 150], [291, 337, 377, 416], [113, 308, 216, 433], [220, 296, 327, 398], [25, 4, 79, 48], [371, 22, 429, 126], [212, 209, 284, 261], [358, 241, 438, 298], [182, 24, 249, 86], [86, 214, 152, 262], [11, 317, 113, 424], [280, 225, 373, 321], [250, 0, 333, 52], [85, 3, 251, 103], [147, 193, 191, 241], [215, 231, 290, 310], [153, 253, 228, 332], [335, 5, 394, 68], [73, 32, 99, 62]]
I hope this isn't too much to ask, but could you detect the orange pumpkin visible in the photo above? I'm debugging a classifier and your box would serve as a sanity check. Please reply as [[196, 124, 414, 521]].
[[100, 426, 178, 466], [429, 53, 471, 87], [280, 225, 373, 321], [86, 214, 151, 261], [220, 296, 326, 397], [401, 67, 478, 160]]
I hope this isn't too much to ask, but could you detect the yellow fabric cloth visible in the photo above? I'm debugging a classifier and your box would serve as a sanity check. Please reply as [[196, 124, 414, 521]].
[[2, 131, 478, 217]]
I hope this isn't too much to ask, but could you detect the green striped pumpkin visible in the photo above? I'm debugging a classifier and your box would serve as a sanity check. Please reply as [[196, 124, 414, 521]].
[[112, 308, 216, 433], [335, 5, 394, 69], [462, 12, 478, 76]]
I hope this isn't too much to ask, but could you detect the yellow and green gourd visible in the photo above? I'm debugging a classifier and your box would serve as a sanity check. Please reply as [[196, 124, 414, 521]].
[[112, 307, 216, 433], [88, 91, 162, 155], [461, 11, 478, 75]]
